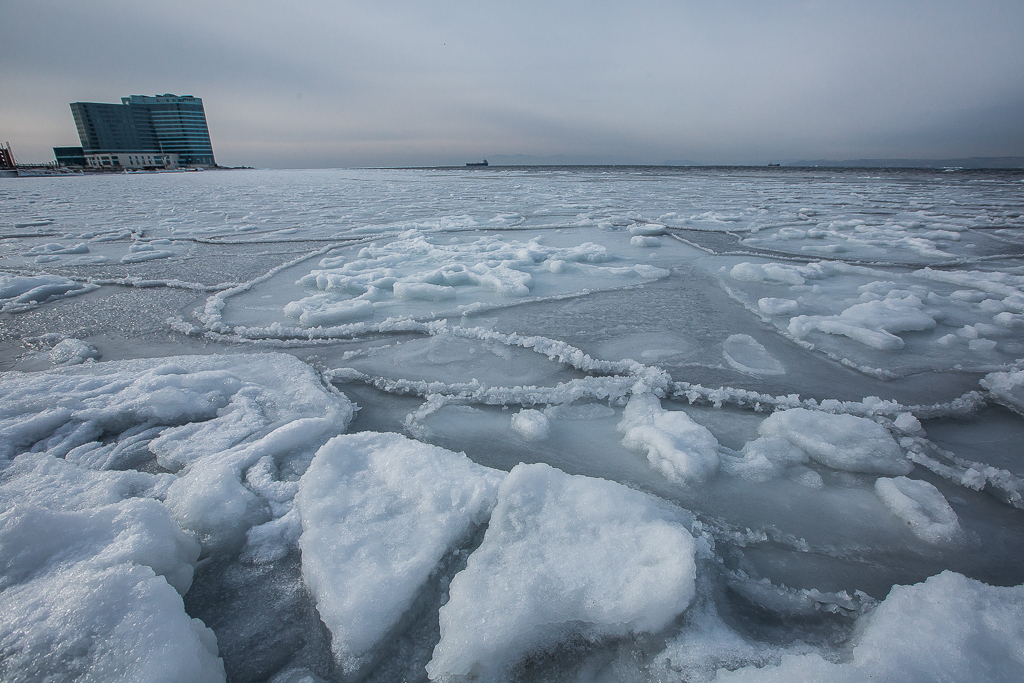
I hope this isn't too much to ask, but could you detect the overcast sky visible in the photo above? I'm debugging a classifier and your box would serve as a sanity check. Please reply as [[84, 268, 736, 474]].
[[3, 1, 1023, 167]]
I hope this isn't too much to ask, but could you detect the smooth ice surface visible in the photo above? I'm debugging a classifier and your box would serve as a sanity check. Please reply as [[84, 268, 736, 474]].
[[297, 432, 503, 673], [2, 167, 1023, 682], [427, 463, 697, 680]]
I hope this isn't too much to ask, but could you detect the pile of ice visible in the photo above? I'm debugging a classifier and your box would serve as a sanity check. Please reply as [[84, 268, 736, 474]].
[[0, 353, 355, 681], [737, 212, 980, 262], [280, 230, 670, 328], [719, 408, 913, 493], [789, 292, 937, 351], [725, 261, 1024, 374], [982, 367, 1024, 415], [0, 498, 224, 682]]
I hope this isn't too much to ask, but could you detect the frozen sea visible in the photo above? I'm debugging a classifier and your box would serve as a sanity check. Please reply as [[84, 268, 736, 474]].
[[2, 166, 1023, 682]]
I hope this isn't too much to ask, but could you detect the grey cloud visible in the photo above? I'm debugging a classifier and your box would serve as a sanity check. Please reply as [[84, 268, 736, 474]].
[[2, 0, 1022, 166]]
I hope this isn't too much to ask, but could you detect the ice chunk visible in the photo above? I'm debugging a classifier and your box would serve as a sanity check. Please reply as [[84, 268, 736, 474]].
[[893, 412, 923, 434], [629, 224, 667, 236], [633, 263, 671, 278], [49, 338, 100, 366], [284, 294, 375, 327], [722, 436, 808, 482], [630, 235, 662, 247], [0, 273, 84, 300], [875, 477, 960, 544], [758, 297, 799, 316], [722, 334, 785, 376], [714, 571, 1024, 682], [618, 392, 720, 484], [968, 338, 997, 352], [757, 408, 911, 475], [297, 432, 503, 673], [730, 262, 805, 286], [510, 409, 550, 440], [120, 242, 175, 263], [427, 463, 696, 680], [0, 273, 93, 311]]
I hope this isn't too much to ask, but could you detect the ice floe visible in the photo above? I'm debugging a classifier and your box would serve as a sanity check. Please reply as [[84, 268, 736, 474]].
[[48, 338, 100, 365], [426, 462, 698, 680], [297, 432, 503, 673]]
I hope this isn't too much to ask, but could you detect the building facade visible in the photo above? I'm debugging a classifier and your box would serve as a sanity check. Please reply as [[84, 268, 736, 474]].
[[68, 94, 215, 168], [52, 147, 88, 167]]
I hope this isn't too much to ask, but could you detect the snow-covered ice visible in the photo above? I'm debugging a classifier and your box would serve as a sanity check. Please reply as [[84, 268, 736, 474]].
[[2, 167, 1023, 682]]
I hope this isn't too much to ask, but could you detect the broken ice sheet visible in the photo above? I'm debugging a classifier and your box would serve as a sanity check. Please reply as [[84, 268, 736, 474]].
[[2, 168, 1023, 682]]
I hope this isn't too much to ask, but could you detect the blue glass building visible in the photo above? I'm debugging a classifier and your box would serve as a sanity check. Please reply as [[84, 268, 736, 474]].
[[69, 94, 216, 168]]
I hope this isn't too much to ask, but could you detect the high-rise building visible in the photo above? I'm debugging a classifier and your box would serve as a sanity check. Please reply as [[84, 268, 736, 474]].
[[69, 94, 215, 169]]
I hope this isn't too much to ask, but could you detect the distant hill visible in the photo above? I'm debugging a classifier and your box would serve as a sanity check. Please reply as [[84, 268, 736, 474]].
[[782, 157, 1024, 169]]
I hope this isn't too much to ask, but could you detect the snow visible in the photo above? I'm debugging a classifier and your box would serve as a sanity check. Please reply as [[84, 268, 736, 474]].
[[2, 167, 1023, 682], [426, 462, 697, 680], [297, 432, 503, 673]]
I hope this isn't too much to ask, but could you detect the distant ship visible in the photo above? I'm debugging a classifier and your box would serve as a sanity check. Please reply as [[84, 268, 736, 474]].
[[466, 160, 488, 167]]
